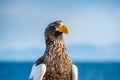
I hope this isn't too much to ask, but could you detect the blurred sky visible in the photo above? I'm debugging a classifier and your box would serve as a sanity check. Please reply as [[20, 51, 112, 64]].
[[0, 0, 120, 62]]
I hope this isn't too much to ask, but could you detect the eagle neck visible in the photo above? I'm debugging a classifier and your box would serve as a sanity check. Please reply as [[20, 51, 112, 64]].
[[44, 36, 67, 56]]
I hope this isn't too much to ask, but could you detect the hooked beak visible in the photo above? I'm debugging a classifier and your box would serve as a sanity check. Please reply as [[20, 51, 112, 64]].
[[56, 23, 69, 34]]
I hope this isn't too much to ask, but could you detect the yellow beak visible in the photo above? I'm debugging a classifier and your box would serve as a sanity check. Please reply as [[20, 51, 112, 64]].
[[56, 23, 69, 34]]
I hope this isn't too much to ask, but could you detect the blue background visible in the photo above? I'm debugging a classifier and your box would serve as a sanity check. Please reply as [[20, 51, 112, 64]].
[[0, 0, 120, 80]]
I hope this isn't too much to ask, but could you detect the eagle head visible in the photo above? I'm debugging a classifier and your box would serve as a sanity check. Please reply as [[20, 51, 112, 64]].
[[44, 20, 69, 40]]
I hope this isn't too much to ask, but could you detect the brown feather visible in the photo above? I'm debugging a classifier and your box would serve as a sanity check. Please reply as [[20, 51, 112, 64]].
[[35, 21, 72, 80]]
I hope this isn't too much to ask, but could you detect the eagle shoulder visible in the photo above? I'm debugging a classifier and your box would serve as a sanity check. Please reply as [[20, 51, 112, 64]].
[[29, 63, 46, 80], [72, 64, 78, 80]]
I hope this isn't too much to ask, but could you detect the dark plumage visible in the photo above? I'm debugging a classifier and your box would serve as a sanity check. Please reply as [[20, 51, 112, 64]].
[[29, 20, 77, 80], [36, 20, 72, 80]]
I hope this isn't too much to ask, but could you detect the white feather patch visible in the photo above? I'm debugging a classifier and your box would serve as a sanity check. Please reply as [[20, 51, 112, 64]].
[[72, 64, 78, 80], [60, 22, 64, 26], [29, 63, 46, 80]]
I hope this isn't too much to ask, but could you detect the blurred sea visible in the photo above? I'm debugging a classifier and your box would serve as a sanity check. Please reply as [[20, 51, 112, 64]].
[[0, 62, 120, 80]]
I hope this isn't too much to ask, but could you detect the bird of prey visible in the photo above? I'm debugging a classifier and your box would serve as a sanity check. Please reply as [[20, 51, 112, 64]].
[[29, 20, 78, 80]]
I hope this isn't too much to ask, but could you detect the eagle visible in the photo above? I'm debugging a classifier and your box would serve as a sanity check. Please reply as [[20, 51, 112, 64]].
[[29, 20, 78, 80]]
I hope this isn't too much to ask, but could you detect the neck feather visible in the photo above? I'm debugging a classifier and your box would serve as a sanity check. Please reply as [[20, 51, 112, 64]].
[[44, 36, 67, 56]]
